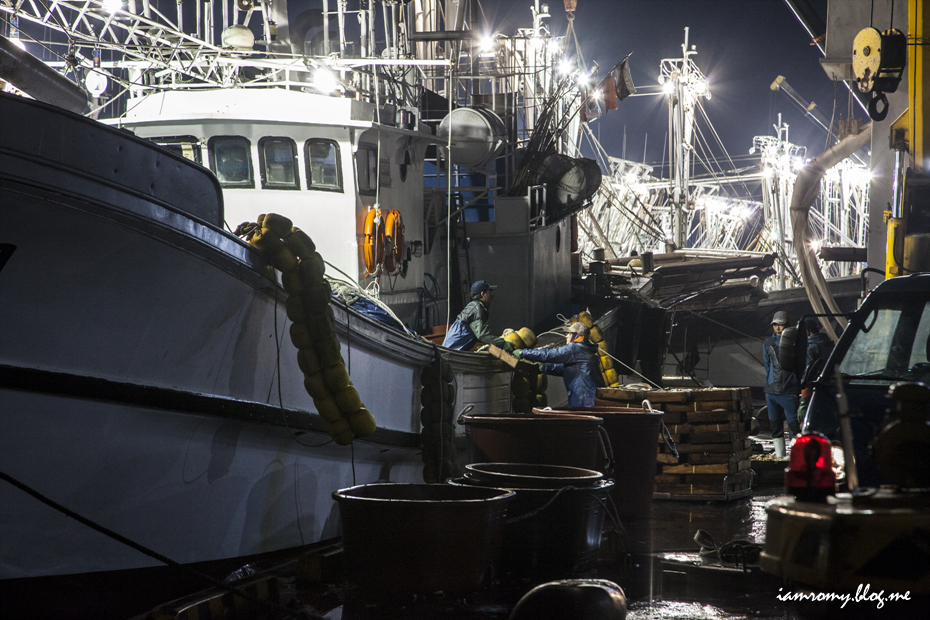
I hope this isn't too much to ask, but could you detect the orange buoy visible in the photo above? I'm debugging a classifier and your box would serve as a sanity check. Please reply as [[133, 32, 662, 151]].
[[363, 208, 384, 276], [383, 209, 405, 273]]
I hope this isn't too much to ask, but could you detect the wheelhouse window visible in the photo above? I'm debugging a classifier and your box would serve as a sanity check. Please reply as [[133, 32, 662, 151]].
[[150, 135, 201, 165], [258, 137, 300, 190], [209, 136, 254, 188], [305, 139, 343, 192], [355, 144, 378, 195]]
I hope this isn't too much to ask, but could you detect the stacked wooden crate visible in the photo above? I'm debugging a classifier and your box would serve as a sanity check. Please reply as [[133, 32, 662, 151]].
[[596, 387, 754, 500]]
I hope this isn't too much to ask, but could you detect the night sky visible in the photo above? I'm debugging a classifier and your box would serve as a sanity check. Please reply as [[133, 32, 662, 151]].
[[486, 0, 865, 170]]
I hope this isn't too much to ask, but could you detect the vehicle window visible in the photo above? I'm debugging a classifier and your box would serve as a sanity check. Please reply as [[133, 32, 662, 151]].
[[840, 308, 899, 377], [840, 300, 930, 380], [150, 135, 201, 164], [356, 145, 378, 195], [258, 137, 300, 190], [908, 302, 930, 368], [209, 136, 254, 188], [305, 139, 343, 192]]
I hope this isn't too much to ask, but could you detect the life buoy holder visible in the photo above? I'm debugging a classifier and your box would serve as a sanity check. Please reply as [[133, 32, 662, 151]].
[[363, 208, 384, 277], [383, 209, 405, 274]]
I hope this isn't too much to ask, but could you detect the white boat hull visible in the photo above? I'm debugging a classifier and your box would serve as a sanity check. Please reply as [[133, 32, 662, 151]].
[[0, 93, 509, 580]]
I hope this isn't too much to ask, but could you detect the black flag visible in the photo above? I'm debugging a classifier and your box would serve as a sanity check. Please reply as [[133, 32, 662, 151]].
[[612, 57, 635, 101]]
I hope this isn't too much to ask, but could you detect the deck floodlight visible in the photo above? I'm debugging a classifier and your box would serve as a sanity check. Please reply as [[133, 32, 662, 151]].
[[104, 0, 123, 13], [85, 70, 109, 97], [312, 68, 339, 95]]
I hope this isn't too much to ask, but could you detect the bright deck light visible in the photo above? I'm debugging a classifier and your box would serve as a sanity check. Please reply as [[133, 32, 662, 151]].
[[312, 69, 339, 94]]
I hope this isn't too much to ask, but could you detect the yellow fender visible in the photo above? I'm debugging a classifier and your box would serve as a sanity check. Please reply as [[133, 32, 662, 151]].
[[504, 332, 526, 349], [517, 327, 537, 348], [262, 213, 293, 238], [245, 213, 377, 445]]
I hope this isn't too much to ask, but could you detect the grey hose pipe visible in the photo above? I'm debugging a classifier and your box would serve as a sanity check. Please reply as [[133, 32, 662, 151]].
[[789, 123, 872, 343]]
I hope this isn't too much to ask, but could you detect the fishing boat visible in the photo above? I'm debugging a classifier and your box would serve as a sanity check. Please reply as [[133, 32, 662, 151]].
[[0, 1, 609, 603]]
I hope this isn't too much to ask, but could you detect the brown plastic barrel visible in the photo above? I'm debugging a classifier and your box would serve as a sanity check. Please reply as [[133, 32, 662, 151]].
[[464, 462, 604, 489], [333, 483, 514, 598], [460, 413, 605, 471], [538, 406, 663, 518], [450, 464, 613, 578]]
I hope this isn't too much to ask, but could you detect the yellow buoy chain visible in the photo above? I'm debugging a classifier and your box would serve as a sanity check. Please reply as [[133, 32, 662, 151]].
[[245, 213, 377, 445]]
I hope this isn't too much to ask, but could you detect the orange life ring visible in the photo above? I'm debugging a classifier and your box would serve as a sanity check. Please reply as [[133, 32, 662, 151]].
[[363, 208, 384, 276], [383, 209, 405, 273]]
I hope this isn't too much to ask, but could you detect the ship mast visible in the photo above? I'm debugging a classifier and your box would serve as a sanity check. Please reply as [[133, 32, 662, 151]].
[[660, 27, 711, 249]]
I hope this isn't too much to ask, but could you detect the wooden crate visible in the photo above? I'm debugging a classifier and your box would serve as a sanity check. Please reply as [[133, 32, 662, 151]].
[[599, 387, 755, 501]]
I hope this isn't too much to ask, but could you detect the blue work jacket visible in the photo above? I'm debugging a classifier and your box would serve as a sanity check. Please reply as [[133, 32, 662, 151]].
[[521, 340, 603, 408], [763, 333, 800, 395]]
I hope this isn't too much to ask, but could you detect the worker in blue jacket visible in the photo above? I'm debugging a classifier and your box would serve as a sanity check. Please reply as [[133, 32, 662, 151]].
[[442, 281, 514, 352], [763, 310, 801, 445], [515, 322, 603, 408]]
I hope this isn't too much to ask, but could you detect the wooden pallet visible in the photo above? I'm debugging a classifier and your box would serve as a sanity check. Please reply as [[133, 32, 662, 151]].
[[599, 387, 756, 502]]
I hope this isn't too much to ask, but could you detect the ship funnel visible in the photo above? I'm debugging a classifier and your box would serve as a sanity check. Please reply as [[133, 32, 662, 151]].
[[437, 107, 508, 169]]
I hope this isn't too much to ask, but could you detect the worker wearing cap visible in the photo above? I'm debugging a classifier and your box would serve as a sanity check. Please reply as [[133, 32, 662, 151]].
[[442, 280, 514, 352], [763, 310, 801, 448], [515, 322, 603, 408]]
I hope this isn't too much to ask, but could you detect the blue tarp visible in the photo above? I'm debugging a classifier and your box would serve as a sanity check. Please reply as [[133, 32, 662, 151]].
[[343, 294, 418, 337]]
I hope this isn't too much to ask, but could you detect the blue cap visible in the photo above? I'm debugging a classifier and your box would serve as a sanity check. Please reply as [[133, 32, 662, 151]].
[[471, 280, 497, 296], [772, 311, 789, 325]]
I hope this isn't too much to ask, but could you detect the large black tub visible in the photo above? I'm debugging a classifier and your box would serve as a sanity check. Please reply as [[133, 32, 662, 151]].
[[333, 483, 514, 598], [460, 413, 606, 471], [451, 463, 613, 579], [537, 406, 663, 518]]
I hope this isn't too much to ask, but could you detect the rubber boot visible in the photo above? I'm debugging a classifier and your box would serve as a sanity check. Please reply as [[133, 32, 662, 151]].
[[774, 437, 786, 458]]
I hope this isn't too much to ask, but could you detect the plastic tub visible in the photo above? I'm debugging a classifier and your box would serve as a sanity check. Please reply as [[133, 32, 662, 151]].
[[451, 463, 613, 578], [464, 462, 604, 489], [460, 413, 606, 471], [333, 483, 514, 597], [537, 406, 663, 518]]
